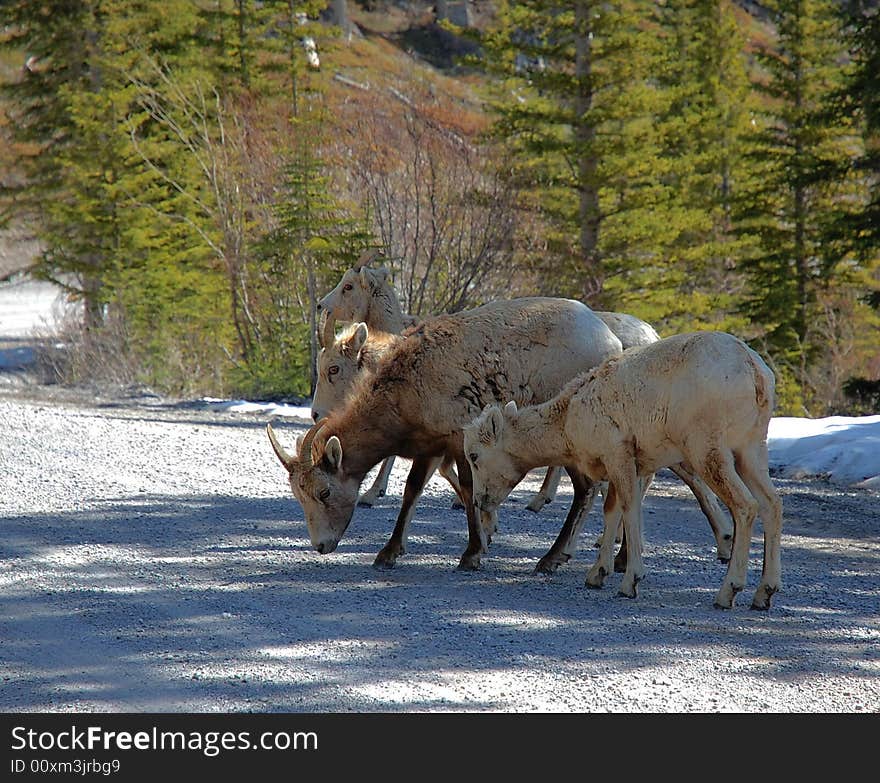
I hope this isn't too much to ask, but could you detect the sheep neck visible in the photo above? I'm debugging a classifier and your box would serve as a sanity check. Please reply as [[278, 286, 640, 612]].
[[507, 397, 573, 471], [324, 392, 411, 480], [365, 286, 408, 334]]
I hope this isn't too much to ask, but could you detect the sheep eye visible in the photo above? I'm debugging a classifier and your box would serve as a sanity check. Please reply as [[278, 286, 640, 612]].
[[319, 488, 331, 502], [328, 365, 339, 377], [343, 283, 353, 292]]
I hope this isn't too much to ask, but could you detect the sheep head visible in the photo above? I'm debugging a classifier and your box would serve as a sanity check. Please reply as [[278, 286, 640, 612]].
[[315, 251, 388, 323], [311, 323, 369, 422], [462, 401, 526, 513], [266, 420, 362, 554]]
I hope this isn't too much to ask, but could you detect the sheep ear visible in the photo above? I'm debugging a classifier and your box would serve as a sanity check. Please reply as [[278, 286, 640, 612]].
[[374, 266, 390, 284], [351, 323, 368, 353], [480, 406, 504, 446], [324, 436, 343, 471], [359, 267, 371, 289], [504, 401, 518, 417]]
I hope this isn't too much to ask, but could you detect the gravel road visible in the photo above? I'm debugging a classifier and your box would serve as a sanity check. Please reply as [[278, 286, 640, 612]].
[[1, 386, 878, 713]]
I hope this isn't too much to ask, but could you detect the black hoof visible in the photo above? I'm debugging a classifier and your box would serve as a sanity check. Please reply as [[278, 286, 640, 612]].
[[451, 501, 465, 510], [713, 601, 731, 610], [357, 501, 374, 509], [372, 553, 398, 570]]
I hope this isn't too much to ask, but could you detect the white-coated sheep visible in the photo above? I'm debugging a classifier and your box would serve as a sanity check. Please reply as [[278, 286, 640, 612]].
[[463, 331, 783, 609]]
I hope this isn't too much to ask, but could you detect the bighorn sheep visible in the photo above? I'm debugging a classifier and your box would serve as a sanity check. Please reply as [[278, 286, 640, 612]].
[[313, 307, 732, 570], [313, 316, 465, 509], [316, 254, 418, 334], [463, 331, 783, 609], [267, 297, 624, 570], [315, 261, 728, 549]]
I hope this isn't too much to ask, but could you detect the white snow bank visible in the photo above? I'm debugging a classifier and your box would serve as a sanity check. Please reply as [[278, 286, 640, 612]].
[[767, 416, 880, 490], [0, 278, 77, 338], [200, 397, 314, 421]]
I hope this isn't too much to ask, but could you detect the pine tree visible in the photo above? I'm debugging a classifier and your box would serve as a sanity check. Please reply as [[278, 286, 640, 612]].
[[842, 2, 880, 257], [614, 0, 753, 334], [1, 1, 238, 391], [478, 0, 670, 305], [736, 0, 861, 409], [835, 2, 880, 412], [249, 143, 373, 398]]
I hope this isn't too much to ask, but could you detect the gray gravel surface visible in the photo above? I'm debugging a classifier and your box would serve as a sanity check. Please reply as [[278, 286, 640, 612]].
[[1, 386, 878, 713]]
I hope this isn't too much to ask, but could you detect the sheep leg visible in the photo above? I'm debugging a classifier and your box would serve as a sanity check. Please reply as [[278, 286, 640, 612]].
[[534, 468, 599, 575], [615, 465, 647, 599], [373, 456, 439, 569], [693, 447, 759, 609], [613, 474, 652, 572], [591, 482, 614, 546], [438, 455, 466, 511], [454, 453, 488, 571], [586, 481, 622, 589], [669, 462, 733, 563], [735, 445, 783, 610], [358, 456, 396, 507], [525, 467, 562, 513]]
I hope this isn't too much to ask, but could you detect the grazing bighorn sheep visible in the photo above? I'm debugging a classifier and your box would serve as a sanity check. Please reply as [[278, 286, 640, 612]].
[[313, 316, 465, 508], [312, 309, 733, 570], [267, 297, 624, 570], [463, 331, 783, 609]]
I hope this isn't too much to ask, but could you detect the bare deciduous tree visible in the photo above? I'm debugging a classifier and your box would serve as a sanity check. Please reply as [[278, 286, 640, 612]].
[[333, 96, 523, 317]]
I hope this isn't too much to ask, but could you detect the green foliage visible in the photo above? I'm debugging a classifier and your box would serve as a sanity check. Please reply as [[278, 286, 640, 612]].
[[239, 139, 374, 398], [1, 0, 877, 410], [734, 0, 873, 412]]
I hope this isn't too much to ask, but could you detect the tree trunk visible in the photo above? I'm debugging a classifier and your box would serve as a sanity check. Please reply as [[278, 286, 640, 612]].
[[332, 0, 350, 38], [574, 1, 602, 303]]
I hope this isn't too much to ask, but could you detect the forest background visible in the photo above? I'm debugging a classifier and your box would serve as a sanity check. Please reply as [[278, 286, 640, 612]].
[[1, 0, 878, 415]]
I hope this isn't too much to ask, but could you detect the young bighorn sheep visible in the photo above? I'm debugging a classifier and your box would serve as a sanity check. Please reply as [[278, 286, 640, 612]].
[[267, 297, 624, 570], [463, 331, 783, 609]]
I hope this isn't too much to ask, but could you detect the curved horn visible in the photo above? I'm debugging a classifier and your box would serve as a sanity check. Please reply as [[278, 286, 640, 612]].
[[299, 417, 328, 468], [266, 423, 296, 470], [319, 310, 337, 351]]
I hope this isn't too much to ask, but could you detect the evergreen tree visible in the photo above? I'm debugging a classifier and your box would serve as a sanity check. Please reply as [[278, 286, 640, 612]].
[[478, 0, 670, 305], [842, 2, 880, 257], [612, 0, 753, 334], [250, 143, 373, 398], [1, 1, 236, 391], [736, 0, 861, 408]]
